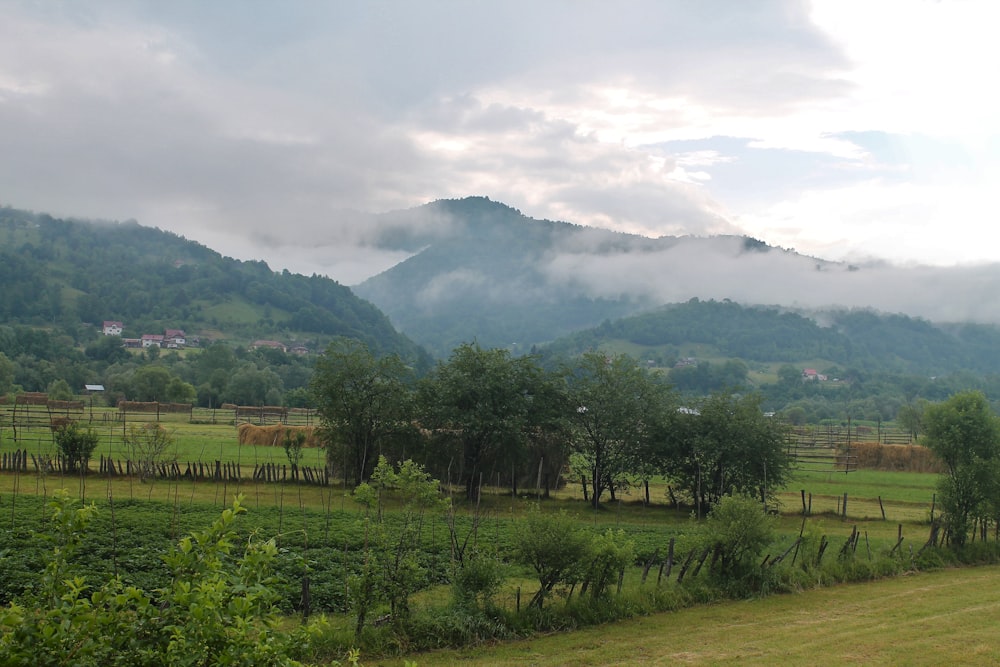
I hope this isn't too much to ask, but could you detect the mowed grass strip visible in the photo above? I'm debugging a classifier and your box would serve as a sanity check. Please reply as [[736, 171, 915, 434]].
[[404, 566, 1000, 667]]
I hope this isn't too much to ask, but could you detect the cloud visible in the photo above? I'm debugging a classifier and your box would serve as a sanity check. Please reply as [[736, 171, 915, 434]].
[[537, 235, 1000, 324], [0, 0, 996, 292]]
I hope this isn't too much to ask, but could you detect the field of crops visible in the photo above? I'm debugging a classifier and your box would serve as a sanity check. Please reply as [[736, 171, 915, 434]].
[[0, 409, 983, 666]]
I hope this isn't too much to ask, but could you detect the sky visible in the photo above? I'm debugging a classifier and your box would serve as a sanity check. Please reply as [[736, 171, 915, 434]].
[[2, 0, 999, 286]]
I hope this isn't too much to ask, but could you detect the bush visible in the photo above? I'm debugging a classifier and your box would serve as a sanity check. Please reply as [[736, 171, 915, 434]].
[[512, 506, 591, 609], [0, 490, 328, 666], [53, 422, 100, 473], [704, 493, 775, 583]]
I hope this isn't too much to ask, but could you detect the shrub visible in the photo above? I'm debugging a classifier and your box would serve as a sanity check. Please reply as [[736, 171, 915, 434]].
[[704, 493, 775, 583], [0, 490, 328, 666], [123, 422, 175, 481], [53, 422, 100, 473], [512, 506, 591, 609]]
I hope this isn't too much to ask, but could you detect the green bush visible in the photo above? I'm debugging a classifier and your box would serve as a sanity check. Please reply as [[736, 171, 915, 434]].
[[54, 422, 100, 473], [512, 506, 591, 609], [704, 493, 775, 582], [0, 490, 330, 667]]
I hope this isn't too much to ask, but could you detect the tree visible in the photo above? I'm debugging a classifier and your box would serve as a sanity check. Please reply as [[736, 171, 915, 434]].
[[46, 378, 74, 401], [164, 376, 196, 404], [128, 365, 173, 402], [124, 422, 176, 481], [0, 351, 13, 396], [224, 364, 283, 406], [663, 392, 791, 514], [311, 338, 413, 487], [564, 352, 675, 509], [417, 343, 545, 500], [922, 391, 1000, 546], [53, 422, 100, 473], [896, 400, 928, 441], [350, 457, 447, 636]]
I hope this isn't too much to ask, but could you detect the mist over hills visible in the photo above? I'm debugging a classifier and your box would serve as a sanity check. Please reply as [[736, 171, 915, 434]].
[[6, 196, 1000, 380], [353, 197, 1000, 357]]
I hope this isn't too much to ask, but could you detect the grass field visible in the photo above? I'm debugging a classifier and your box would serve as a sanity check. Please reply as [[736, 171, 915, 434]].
[[3, 411, 990, 667], [401, 565, 1000, 667]]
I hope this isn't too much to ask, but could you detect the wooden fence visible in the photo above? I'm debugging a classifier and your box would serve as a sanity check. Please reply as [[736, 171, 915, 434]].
[[0, 449, 331, 486]]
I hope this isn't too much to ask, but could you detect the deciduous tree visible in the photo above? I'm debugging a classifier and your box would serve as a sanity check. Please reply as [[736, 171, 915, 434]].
[[311, 338, 413, 486], [923, 390, 1000, 546], [565, 352, 675, 509]]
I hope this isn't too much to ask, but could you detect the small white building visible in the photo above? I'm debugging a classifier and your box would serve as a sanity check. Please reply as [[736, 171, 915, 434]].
[[164, 329, 187, 347], [102, 321, 123, 336], [141, 334, 165, 348]]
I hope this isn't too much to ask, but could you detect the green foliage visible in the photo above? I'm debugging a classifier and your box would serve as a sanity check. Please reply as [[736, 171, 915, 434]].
[[312, 338, 413, 486], [0, 491, 328, 666], [418, 343, 564, 500], [449, 548, 506, 612], [512, 507, 592, 609], [283, 429, 307, 467], [46, 378, 74, 400], [350, 457, 448, 638], [54, 421, 100, 473], [923, 391, 1000, 546], [663, 392, 791, 511], [565, 351, 676, 509], [704, 493, 776, 581], [580, 530, 636, 600]]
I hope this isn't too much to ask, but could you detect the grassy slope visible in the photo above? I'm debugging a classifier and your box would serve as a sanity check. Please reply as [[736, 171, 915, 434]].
[[405, 565, 1000, 666]]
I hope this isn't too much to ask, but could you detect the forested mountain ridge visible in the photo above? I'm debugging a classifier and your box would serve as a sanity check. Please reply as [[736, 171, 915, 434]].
[[353, 197, 805, 356], [542, 298, 1000, 377], [353, 197, 1000, 359], [0, 206, 428, 364]]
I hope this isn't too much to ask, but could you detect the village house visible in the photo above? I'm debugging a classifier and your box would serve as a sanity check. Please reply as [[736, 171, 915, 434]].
[[102, 321, 123, 336], [164, 329, 186, 347], [141, 334, 165, 348], [250, 340, 288, 353]]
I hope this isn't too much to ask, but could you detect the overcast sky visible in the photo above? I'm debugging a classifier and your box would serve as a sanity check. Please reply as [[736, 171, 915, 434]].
[[2, 0, 998, 285]]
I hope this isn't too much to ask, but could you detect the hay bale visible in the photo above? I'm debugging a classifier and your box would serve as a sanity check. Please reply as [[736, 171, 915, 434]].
[[848, 441, 943, 473], [118, 400, 160, 414], [237, 423, 318, 447], [16, 392, 49, 406]]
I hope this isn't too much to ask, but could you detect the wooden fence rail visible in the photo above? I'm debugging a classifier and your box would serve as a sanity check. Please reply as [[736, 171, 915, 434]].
[[0, 450, 330, 486]]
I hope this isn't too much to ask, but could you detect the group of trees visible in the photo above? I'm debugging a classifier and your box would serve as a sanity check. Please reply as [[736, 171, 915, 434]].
[[311, 339, 792, 510], [922, 391, 1000, 547], [0, 324, 317, 408], [0, 207, 424, 363]]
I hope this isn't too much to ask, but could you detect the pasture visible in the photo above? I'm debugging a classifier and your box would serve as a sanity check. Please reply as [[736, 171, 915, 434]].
[[404, 565, 1000, 666], [0, 402, 972, 666]]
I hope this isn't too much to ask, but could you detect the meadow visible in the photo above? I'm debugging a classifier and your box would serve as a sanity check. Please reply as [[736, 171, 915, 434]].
[[0, 407, 980, 665], [403, 564, 1000, 666]]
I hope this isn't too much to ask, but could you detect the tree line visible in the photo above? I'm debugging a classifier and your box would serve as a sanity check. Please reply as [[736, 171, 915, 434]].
[[311, 339, 792, 511]]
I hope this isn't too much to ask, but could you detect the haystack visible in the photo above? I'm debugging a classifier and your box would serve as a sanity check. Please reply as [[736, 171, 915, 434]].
[[237, 423, 318, 447]]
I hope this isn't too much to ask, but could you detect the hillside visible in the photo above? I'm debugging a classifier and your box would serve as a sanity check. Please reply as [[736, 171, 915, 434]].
[[353, 197, 801, 356], [0, 206, 428, 365], [541, 298, 1000, 375], [353, 197, 1000, 359]]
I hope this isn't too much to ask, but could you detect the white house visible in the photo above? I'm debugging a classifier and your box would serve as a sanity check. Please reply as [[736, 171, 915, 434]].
[[164, 329, 187, 347], [141, 334, 165, 348], [102, 321, 123, 336]]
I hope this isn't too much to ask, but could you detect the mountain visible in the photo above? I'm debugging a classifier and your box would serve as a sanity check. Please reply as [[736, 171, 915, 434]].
[[353, 197, 1000, 358], [353, 197, 846, 356], [542, 298, 1000, 377], [0, 206, 429, 366]]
